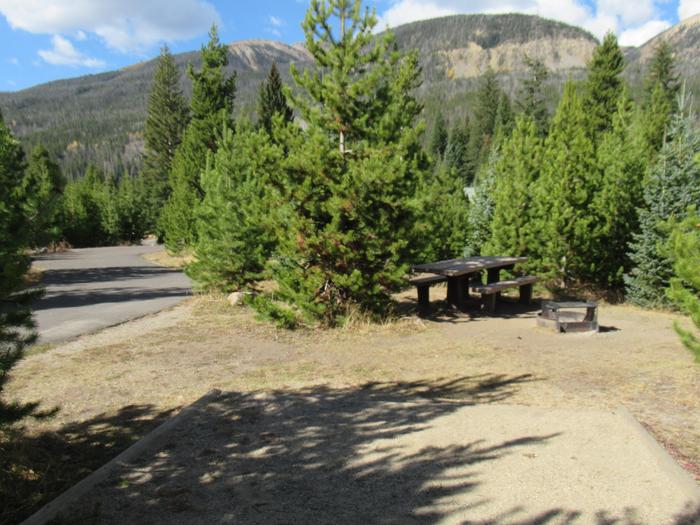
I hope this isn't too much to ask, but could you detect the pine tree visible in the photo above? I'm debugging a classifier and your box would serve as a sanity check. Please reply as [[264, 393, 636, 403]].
[[20, 145, 65, 248], [666, 208, 700, 362], [531, 81, 600, 287], [187, 123, 283, 292], [415, 163, 470, 262], [257, 62, 294, 136], [484, 115, 542, 260], [429, 112, 448, 159], [642, 41, 680, 153], [626, 93, 700, 307], [467, 68, 509, 180], [259, 0, 426, 326], [443, 118, 470, 184], [0, 111, 42, 429], [517, 55, 550, 136], [584, 32, 625, 136], [161, 25, 237, 254], [591, 92, 646, 288], [142, 45, 189, 231], [116, 173, 150, 244], [464, 146, 499, 257]]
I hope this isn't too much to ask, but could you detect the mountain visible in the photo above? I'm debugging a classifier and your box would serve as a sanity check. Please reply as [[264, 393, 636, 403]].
[[0, 13, 697, 179]]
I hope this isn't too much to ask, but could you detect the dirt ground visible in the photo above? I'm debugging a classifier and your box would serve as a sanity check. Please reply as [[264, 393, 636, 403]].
[[4, 287, 700, 523]]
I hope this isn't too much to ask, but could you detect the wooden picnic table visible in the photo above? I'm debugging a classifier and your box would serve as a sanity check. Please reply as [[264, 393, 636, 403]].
[[412, 256, 527, 308]]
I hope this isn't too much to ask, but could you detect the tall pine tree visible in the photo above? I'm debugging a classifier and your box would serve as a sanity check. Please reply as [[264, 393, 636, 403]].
[[517, 55, 550, 137], [160, 25, 237, 253], [642, 41, 680, 153], [259, 0, 426, 326], [20, 145, 65, 248], [429, 112, 448, 159], [142, 45, 189, 231], [484, 115, 542, 262], [626, 92, 700, 307], [530, 81, 599, 287], [584, 32, 625, 136], [257, 62, 294, 135]]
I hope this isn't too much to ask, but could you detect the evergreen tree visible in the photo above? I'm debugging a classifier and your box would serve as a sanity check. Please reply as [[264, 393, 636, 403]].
[[531, 81, 600, 287], [666, 208, 700, 362], [429, 112, 448, 159], [257, 62, 294, 135], [260, 0, 426, 326], [626, 93, 700, 307], [416, 163, 470, 262], [464, 146, 499, 257], [142, 44, 189, 229], [160, 25, 237, 254], [443, 118, 470, 184], [467, 68, 509, 180], [584, 32, 625, 136], [484, 115, 542, 260], [517, 55, 550, 136], [642, 41, 680, 153], [0, 111, 42, 429], [20, 145, 65, 248], [115, 173, 150, 244], [188, 123, 282, 292], [591, 92, 646, 288]]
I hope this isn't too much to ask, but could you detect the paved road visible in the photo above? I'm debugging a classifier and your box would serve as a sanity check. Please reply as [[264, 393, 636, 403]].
[[32, 245, 192, 344]]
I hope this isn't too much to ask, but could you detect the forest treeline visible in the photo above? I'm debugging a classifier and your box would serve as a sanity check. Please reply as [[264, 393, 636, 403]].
[[2, 0, 700, 435]]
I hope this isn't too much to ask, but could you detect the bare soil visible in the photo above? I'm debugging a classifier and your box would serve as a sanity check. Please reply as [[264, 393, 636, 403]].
[[3, 287, 700, 523]]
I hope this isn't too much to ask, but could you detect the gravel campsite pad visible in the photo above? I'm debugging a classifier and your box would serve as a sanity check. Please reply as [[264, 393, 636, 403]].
[[7, 291, 700, 523], [56, 392, 700, 524]]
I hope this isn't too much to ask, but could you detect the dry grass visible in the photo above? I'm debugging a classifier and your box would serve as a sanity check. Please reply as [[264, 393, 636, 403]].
[[2, 292, 700, 522], [141, 248, 194, 269]]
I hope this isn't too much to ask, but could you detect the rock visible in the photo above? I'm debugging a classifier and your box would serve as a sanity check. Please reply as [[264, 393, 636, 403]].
[[227, 292, 247, 307]]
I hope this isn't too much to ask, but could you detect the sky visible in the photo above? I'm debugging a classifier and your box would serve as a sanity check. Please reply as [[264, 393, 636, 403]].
[[0, 0, 698, 92]]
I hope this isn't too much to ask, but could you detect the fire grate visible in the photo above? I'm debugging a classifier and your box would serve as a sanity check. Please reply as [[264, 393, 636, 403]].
[[537, 301, 599, 333]]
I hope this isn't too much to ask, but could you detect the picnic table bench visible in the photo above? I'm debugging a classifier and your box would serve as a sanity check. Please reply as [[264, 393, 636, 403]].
[[410, 256, 538, 313]]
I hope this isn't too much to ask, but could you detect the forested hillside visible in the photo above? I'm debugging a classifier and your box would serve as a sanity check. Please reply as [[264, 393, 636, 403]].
[[0, 13, 699, 180]]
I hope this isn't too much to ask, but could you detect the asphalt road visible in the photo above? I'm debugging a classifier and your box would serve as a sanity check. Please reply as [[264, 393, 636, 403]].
[[32, 245, 192, 344]]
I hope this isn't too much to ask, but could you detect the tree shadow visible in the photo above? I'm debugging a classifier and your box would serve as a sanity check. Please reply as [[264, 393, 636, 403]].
[[32, 285, 192, 311], [37, 266, 185, 287]]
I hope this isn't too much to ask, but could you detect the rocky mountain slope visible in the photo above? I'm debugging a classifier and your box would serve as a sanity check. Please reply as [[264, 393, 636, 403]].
[[0, 13, 697, 178]]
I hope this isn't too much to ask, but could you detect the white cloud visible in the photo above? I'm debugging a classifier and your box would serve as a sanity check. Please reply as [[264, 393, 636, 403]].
[[8, 57, 18, 65], [75, 29, 87, 41], [0, 0, 220, 53], [619, 19, 672, 45], [378, 0, 674, 43], [679, 0, 700, 19], [38, 35, 105, 67], [269, 15, 285, 27]]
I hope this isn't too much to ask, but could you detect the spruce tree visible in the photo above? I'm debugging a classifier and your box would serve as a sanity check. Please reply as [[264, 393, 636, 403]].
[[160, 25, 237, 254], [142, 45, 189, 230], [0, 111, 42, 429], [531, 81, 599, 287], [666, 208, 700, 362], [484, 115, 542, 261], [260, 0, 425, 326], [257, 62, 294, 136], [517, 55, 550, 136], [464, 145, 499, 257], [429, 112, 448, 159], [467, 68, 509, 180], [642, 41, 680, 153], [625, 93, 700, 307], [20, 145, 65, 248], [584, 32, 625, 136], [443, 118, 470, 184], [591, 92, 646, 288], [115, 173, 150, 244], [188, 123, 282, 292]]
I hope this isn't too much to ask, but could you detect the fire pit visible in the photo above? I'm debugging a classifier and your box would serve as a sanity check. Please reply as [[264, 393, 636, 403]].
[[537, 301, 599, 333]]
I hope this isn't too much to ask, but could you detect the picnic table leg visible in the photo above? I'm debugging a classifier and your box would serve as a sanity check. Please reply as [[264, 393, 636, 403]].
[[447, 276, 467, 309], [487, 268, 500, 284], [417, 285, 430, 315], [519, 283, 533, 304], [447, 277, 458, 305]]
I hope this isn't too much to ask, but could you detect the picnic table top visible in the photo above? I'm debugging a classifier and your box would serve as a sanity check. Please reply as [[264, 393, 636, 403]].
[[412, 256, 528, 277]]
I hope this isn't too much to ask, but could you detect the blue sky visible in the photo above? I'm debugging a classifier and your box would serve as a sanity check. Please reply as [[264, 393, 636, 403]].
[[0, 0, 697, 92]]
